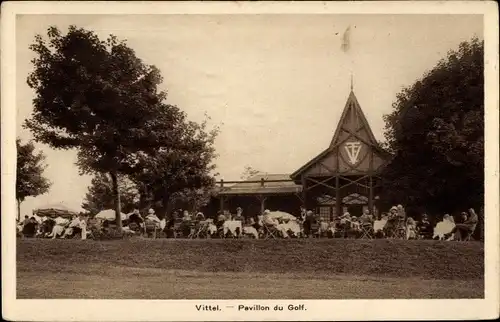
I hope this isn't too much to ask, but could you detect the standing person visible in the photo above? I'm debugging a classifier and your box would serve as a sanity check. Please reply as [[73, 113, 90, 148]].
[[299, 206, 307, 223], [22, 215, 30, 227], [303, 210, 315, 238], [22, 217, 38, 238], [79, 213, 87, 240]]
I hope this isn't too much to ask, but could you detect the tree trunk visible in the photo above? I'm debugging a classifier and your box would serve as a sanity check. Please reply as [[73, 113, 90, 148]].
[[110, 171, 122, 230], [17, 198, 21, 221]]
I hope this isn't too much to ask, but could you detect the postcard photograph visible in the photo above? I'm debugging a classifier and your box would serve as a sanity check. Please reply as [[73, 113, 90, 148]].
[[2, 1, 499, 321]]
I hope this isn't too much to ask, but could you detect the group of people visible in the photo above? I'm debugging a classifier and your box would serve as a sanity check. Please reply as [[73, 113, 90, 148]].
[[18, 213, 89, 239], [18, 203, 480, 241]]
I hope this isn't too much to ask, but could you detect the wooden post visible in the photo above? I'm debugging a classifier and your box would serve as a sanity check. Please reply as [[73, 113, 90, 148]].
[[219, 196, 224, 214], [256, 195, 267, 215], [369, 176, 374, 215], [369, 151, 374, 216], [301, 175, 307, 209], [219, 179, 224, 214], [335, 175, 341, 217]]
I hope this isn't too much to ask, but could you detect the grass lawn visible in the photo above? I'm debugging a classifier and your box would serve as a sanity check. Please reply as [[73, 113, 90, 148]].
[[17, 238, 484, 299]]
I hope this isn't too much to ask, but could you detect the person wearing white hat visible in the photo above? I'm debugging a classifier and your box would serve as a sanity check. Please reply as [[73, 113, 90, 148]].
[[263, 209, 276, 226], [146, 208, 160, 222]]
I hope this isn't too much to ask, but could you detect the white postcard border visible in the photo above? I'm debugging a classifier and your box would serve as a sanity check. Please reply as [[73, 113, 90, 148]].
[[2, 1, 499, 321]]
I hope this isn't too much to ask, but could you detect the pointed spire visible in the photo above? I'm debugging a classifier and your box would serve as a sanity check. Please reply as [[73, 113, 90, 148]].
[[350, 73, 354, 92]]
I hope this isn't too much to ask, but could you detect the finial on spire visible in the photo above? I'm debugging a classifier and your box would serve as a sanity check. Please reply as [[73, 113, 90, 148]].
[[350, 73, 354, 92]]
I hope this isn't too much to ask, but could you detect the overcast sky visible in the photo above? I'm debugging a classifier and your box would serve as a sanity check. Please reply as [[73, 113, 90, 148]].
[[16, 14, 483, 215]]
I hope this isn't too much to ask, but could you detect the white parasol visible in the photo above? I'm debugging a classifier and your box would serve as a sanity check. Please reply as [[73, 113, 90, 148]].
[[95, 209, 128, 221], [266, 211, 296, 221], [54, 216, 70, 226]]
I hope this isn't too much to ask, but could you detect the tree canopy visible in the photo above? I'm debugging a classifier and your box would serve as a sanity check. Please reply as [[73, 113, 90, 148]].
[[381, 37, 484, 216], [82, 173, 139, 215], [16, 139, 51, 219], [131, 116, 219, 216], [240, 166, 260, 180], [25, 26, 219, 228]]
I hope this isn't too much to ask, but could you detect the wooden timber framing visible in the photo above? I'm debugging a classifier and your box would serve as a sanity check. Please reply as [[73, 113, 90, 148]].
[[214, 89, 392, 218], [215, 176, 303, 215], [290, 88, 393, 219]]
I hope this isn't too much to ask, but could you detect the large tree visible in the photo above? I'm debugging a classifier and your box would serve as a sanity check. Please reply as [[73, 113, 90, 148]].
[[16, 138, 51, 220], [131, 116, 219, 216], [381, 37, 483, 216], [82, 173, 139, 215], [25, 26, 217, 229]]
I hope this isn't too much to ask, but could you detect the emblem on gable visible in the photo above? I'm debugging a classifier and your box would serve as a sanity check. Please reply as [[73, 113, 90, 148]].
[[344, 141, 362, 165]]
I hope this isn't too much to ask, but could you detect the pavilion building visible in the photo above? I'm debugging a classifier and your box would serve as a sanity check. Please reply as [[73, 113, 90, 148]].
[[207, 88, 392, 221]]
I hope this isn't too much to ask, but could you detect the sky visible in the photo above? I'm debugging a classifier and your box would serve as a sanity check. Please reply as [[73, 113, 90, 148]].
[[15, 14, 483, 216]]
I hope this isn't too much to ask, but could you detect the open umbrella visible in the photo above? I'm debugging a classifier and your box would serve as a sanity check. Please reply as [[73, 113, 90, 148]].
[[266, 211, 296, 221], [34, 202, 85, 218], [95, 209, 128, 221], [54, 216, 70, 226]]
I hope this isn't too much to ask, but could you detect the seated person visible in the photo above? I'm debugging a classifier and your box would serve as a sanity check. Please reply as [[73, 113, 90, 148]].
[[417, 214, 433, 238], [181, 210, 192, 222], [339, 212, 351, 228], [449, 208, 478, 240], [262, 210, 277, 226], [216, 211, 226, 228], [397, 204, 406, 220], [22, 217, 38, 238], [61, 215, 82, 238], [128, 209, 144, 226], [406, 216, 417, 239], [360, 210, 373, 225], [233, 207, 244, 223], [195, 212, 205, 221], [388, 206, 399, 220], [145, 209, 161, 226]]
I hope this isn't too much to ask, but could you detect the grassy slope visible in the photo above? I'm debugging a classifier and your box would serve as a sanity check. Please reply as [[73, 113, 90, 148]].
[[18, 239, 483, 280]]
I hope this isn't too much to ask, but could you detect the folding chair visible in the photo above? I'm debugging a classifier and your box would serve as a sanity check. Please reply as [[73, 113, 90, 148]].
[[360, 222, 373, 239], [189, 221, 206, 239], [459, 226, 476, 241], [262, 224, 279, 239], [463, 232, 474, 241], [144, 220, 159, 239]]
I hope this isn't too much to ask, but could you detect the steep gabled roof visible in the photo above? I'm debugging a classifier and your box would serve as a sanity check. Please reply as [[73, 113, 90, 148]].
[[329, 90, 378, 148], [291, 90, 391, 179]]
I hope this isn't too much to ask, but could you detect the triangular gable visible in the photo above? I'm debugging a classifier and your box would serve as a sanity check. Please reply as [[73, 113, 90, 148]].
[[291, 90, 391, 180], [329, 91, 378, 148]]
